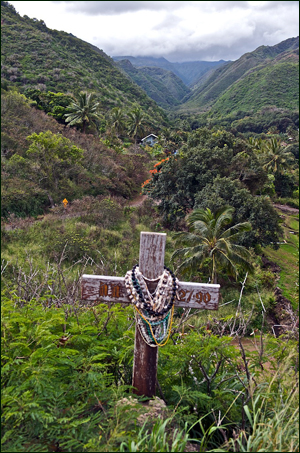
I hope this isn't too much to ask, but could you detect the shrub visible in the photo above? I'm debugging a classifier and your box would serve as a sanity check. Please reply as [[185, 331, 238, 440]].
[[1, 177, 49, 218]]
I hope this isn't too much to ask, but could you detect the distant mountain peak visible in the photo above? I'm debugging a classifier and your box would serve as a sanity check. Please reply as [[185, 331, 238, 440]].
[[112, 55, 229, 87]]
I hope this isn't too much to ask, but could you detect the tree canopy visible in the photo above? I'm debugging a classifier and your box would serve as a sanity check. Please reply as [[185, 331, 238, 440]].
[[143, 128, 283, 249], [25, 131, 84, 206]]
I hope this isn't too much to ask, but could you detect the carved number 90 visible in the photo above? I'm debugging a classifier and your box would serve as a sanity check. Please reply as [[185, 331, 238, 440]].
[[178, 289, 211, 304]]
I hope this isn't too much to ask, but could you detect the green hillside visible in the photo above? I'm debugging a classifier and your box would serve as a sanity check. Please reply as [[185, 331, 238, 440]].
[[180, 37, 299, 113], [116, 59, 191, 109], [209, 59, 299, 117], [2, 1, 297, 130], [0, 1, 166, 123]]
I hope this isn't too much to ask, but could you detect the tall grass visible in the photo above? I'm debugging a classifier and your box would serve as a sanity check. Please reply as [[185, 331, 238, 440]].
[[219, 353, 299, 452]]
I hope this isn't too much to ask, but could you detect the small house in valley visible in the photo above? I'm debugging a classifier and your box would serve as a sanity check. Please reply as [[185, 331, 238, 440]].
[[140, 134, 158, 147]]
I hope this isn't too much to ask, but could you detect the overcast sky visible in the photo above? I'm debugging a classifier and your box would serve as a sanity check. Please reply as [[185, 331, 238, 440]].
[[9, 1, 299, 62]]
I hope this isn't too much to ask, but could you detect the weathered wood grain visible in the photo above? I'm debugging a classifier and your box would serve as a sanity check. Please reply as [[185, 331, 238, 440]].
[[131, 232, 166, 396]]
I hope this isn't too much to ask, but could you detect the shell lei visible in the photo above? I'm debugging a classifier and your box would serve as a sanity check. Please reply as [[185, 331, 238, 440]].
[[124, 264, 179, 347]]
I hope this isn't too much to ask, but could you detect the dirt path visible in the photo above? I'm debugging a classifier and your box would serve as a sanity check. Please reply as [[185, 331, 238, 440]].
[[273, 203, 299, 214], [231, 337, 274, 373], [3, 201, 297, 232], [127, 195, 148, 207], [2, 194, 150, 231]]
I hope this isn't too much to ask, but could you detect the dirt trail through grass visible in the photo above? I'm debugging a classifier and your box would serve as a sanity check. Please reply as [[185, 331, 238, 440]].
[[127, 195, 148, 207], [264, 204, 298, 309], [231, 336, 274, 373]]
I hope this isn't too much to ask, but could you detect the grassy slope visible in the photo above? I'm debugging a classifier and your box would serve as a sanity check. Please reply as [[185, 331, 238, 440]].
[[209, 58, 299, 117], [264, 210, 299, 309]]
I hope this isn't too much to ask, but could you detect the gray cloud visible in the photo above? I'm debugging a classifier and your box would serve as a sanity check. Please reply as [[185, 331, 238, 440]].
[[14, 1, 300, 62], [256, 0, 299, 9], [52, 1, 196, 15], [53, 1, 299, 16]]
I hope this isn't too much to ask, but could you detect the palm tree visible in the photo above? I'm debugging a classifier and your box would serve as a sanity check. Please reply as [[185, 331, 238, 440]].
[[247, 136, 264, 153], [127, 107, 146, 145], [172, 207, 253, 284], [110, 107, 125, 138], [64, 92, 101, 133], [261, 138, 295, 174]]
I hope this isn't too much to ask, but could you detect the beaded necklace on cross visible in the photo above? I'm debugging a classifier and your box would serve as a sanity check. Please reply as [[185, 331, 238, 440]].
[[124, 264, 179, 347]]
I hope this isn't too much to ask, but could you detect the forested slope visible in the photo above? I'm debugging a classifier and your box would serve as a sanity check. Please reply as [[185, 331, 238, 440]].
[[116, 59, 191, 109], [1, 1, 166, 123], [180, 37, 299, 113]]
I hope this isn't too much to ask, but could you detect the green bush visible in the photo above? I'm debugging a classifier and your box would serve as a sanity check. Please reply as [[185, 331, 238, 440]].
[[1, 297, 137, 452], [278, 197, 299, 209], [1, 178, 49, 218]]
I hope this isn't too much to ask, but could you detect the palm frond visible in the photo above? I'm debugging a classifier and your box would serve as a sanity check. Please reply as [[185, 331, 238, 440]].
[[221, 222, 252, 239]]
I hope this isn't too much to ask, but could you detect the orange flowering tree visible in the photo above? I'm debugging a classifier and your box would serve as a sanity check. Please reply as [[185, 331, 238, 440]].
[[141, 155, 190, 227], [141, 157, 171, 193]]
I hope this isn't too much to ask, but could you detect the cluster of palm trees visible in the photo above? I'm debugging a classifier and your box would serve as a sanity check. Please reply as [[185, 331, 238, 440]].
[[110, 106, 148, 145], [64, 92, 149, 144]]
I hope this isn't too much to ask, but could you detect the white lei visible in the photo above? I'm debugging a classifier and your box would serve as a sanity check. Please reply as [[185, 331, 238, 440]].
[[124, 265, 179, 346]]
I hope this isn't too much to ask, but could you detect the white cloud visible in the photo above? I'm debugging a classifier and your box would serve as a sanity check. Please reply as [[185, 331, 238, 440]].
[[9, 1, 299, 62]]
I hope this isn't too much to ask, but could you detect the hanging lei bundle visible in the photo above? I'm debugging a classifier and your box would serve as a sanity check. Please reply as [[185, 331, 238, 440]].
[[125, 264, 179, 347]]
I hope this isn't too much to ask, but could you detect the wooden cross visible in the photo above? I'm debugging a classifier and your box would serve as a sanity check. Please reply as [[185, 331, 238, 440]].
[[81, 232, 220, 397]]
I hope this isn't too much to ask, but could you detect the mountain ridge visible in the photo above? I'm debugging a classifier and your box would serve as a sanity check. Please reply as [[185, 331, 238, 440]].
[[1, 1, 298, 129], [115, 59, 191, 109], [112, 55, 229, 86], [179, 36, 299, 114]]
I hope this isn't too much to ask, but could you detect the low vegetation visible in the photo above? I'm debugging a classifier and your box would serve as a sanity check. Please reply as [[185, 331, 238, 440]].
[[1, 89, 298, 452], [1, 196, 298, 451]]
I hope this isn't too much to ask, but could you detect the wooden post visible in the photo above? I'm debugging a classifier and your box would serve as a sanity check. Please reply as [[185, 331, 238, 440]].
[[81, 231, 220, 397], [132, 232, 166, 397]]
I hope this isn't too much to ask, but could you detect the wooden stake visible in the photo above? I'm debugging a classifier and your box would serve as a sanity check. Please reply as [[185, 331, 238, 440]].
[[132, 232, 166, 397]]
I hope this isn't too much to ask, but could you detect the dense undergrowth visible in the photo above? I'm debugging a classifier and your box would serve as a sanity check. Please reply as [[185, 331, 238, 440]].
[[1, 112, 298, 452], [1, 201, 299, 452], [1, 277, 298, 452]]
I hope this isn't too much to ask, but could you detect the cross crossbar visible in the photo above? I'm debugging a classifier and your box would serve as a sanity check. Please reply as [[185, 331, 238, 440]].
[[81, 274, 220, 310]]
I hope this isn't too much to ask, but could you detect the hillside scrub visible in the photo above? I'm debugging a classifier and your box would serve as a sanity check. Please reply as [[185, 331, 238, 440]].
[[1, 267, 298, 452], [1, 90, 154, 217], [1, 125, 298, 452], [1, 197, 299, 451]]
